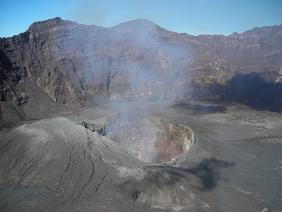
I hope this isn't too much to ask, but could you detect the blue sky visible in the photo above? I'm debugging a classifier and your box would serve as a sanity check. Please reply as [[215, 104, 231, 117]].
[[0, 0, 282, 37]]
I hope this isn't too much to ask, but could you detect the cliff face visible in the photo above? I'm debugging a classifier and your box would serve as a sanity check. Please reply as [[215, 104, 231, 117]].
[[0, 18, 87, 105], [0, 17, 282, 120]]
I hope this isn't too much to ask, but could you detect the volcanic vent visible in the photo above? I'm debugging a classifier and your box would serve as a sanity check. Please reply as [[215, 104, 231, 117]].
[[82, 114, 194, 164]]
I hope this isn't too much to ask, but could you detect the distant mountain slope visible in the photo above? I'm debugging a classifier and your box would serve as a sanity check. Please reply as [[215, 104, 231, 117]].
[[0, 17, 282, 121]]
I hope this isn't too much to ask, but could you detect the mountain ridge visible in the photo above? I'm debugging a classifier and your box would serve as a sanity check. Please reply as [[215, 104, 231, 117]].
[[3, 17, 282, 39], [0, 17, 282, 123]]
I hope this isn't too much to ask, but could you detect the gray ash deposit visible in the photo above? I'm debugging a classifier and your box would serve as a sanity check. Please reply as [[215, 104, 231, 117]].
[[0, 15, 282, 212]]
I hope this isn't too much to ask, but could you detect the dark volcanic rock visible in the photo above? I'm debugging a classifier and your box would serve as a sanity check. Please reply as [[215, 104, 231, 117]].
[[81, 121, 106, 136], [1, 17, 282, 121]]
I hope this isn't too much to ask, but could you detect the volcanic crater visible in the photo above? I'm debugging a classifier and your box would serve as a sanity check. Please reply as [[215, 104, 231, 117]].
[[82, 113, 195, 164]]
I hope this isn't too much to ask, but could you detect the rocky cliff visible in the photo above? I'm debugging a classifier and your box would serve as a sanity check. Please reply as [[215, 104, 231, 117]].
[[1, 17, 282, 121]]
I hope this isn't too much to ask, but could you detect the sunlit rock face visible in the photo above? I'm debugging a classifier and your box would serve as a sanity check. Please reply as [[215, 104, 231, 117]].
[[1, 17, 282, 122], [0, 18, 193, 107]]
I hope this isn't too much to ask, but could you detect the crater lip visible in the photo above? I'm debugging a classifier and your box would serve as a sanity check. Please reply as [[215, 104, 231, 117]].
[[82, 113, 195, 164]]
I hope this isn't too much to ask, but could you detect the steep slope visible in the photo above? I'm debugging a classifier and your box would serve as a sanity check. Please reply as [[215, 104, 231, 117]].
[[0, 17, 282, 121], [0, 117, 207, 212]]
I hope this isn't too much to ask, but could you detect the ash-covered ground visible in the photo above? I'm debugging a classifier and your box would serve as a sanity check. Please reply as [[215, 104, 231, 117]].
[[0, 101, 282, 212]]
